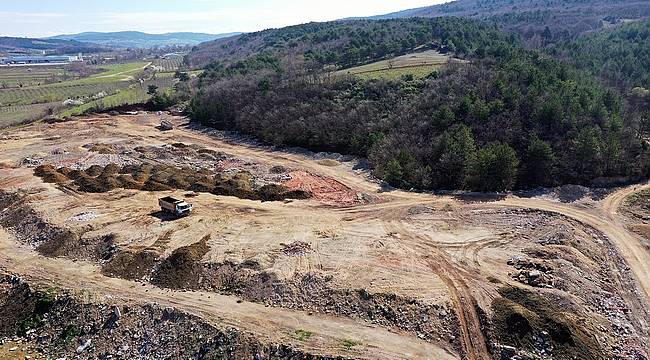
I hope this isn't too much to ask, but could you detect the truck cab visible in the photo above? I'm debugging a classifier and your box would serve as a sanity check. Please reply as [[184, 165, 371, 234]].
[[159, 196, 193, 217]]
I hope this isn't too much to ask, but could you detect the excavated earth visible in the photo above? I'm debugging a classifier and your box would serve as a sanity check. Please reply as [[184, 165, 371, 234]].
[[0, 113, 649, 360]]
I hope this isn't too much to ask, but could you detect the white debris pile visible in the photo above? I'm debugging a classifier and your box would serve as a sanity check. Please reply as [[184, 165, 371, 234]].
[[70, 153, 139, 170], [92, 91, 108, 100], [68, 211, 98, 222]]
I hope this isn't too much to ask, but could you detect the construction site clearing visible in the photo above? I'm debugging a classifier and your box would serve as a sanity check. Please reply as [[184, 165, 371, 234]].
[[0, 112, 648, 360]]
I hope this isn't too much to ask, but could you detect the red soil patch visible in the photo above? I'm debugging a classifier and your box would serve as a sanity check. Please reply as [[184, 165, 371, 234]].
[[283, 171, 360, 206]]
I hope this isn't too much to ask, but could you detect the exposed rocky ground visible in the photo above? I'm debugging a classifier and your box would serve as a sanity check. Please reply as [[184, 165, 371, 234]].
[[0, 274, 342, 359], [0, 114, 648, 360]]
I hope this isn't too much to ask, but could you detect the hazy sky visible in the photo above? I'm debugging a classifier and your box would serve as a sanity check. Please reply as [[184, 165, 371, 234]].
[[1, 0, 448, 37]]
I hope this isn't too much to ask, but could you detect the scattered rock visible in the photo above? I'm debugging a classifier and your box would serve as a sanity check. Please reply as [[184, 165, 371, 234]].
[[76, 339, 91, 353]]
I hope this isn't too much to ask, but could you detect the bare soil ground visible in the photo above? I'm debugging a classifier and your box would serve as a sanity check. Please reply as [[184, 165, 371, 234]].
[[0, 113, 648, 359]]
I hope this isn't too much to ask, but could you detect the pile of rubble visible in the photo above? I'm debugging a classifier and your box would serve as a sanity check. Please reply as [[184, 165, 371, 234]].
[[23, 149, 139, 170], [537, 225, 574, 245], [507, 255, 555, 288], [283, 171, 366, 207], [0, 275, 331, 359]]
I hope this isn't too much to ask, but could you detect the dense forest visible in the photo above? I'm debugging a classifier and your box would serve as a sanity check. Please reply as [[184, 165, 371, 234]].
[[548, 20, 650, 154], [550, 21, 650, 91], [183, 16, 650, 192]]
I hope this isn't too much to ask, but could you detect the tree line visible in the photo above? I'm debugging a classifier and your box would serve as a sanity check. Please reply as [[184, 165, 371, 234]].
[[184, 18, 650, 192]]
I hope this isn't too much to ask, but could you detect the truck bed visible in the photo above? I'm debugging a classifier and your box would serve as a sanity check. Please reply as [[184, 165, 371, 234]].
[[159, 196, 181, 204]]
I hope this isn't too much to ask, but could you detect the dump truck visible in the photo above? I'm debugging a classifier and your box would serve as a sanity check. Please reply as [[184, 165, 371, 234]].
[[158, 196, 193, 217]]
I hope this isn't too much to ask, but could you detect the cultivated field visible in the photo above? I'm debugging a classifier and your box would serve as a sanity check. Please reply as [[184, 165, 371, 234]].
[[336, 50, 456, 80], [0, 102, 61, 126], [152, 56, 185, 72], [0, 66, 81, 88], [60, 76, 175, 117], [0, 61, 179, 128], [0, 113, 647, 359], [0, 83, 127, 107]]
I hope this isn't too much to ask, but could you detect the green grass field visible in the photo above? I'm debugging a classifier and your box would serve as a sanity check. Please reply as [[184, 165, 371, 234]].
[[48, 62, 150, 86], [335, 50, 453, 80]]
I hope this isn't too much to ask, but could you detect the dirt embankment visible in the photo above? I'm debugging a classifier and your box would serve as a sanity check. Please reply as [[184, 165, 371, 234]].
[[0, 192, 461, 352], [0, 274, 343, 359], [0, 192, 116, 262], [107, 238, 462, 351], [619, 188, 650, 248], [488, 286, 606, 360]]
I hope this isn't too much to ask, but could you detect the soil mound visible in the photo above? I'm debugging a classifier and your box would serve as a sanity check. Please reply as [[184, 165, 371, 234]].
[[152, 236, 210, 289], [490, 286, 604, 359], [101, 250, 159, 281], [33, 164, 312, 202]]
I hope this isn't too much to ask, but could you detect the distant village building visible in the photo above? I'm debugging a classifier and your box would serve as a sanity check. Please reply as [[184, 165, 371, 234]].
[[0, 53, 83, 65]]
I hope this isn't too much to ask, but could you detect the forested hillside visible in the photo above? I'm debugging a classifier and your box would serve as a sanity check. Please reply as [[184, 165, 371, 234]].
[[186, 18, 512, 68], [549, 20, 650, 147], [0, 37, 106, 54], [550, 20, 650, 90], [185, 17, 650, 192], [373, 0, 650, 47]]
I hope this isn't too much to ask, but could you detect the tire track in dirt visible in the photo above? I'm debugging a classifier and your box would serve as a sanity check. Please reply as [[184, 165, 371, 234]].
[[380, 212, 491, 360], [427, 260, 490, 360]]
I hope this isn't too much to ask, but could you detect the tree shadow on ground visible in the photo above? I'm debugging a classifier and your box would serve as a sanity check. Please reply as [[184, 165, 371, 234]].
[[453, 193, 507, 203]]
